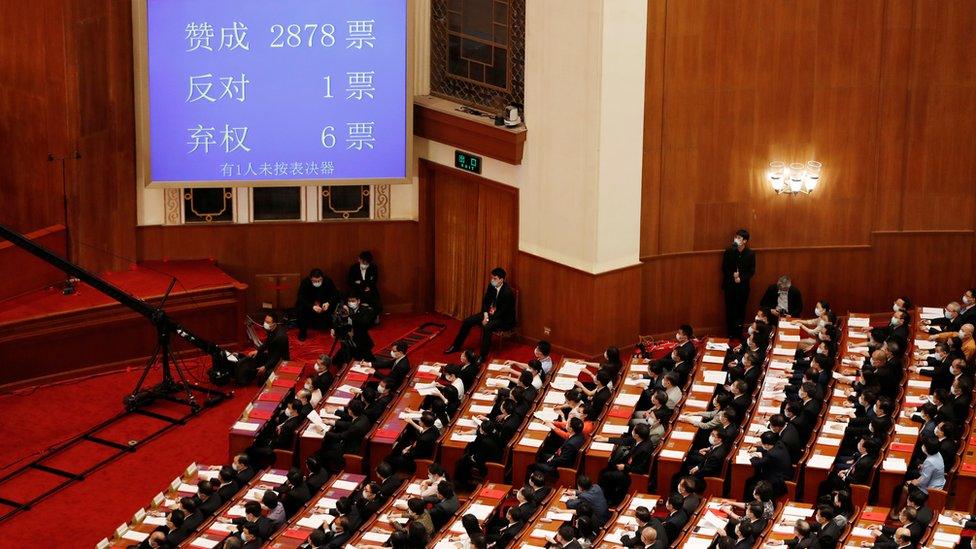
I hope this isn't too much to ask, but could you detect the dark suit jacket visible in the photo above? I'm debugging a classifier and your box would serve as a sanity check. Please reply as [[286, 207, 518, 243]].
[[721, 246, 756, 290], [760, 284, 804, 316], [816, 519, 844, 549], [696, 444, 728, 477], [374, 356, 411, 387], [296, 276, 338, 312], [779, 423, 803, 462], [272, 415, 302, 449], [324, 414, 371, 455], [257, 326, 290, 369], [198, 493, 223, 517], [548, 433, 585, 468], [347, 263, 379, 298], [751, 442, 793, 486], [429, 495, 460, 529], [333, 304, 376, 353], [662, 509, 689, 542], [588, 386, 612, 420], [481, 283, 516, 329], [407, 427, 439, 460]]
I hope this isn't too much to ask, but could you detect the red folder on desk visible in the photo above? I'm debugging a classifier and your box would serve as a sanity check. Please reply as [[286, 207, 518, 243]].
[[375, 428, 400, 440], [608, 406, 631, 419], [860, 511, 886, 521], [279, 364, 303, 375], [249, 408, 274, 420], [346, 372, 369, 382], [282, 528, 308, 540], [889, 442, 914, 453], [257, 391, 282, 402], [962, 463, 976, 473], [479, 487, 507, 499], [272, 378, 295, 388]]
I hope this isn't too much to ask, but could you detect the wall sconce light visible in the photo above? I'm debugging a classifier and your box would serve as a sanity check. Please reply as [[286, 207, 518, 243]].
[[768, 160, 821, 195]]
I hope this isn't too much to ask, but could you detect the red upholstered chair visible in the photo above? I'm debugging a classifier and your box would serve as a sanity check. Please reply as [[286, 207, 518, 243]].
[[927, 488, 948, 514], [343, 453, 363, 475]]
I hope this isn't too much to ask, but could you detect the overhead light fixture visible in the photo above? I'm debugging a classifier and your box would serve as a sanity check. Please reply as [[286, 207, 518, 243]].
[[768, 160, 821, 195]]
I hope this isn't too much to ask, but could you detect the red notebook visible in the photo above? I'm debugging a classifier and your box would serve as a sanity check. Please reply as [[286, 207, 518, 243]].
[[479, 487, 507, 499], [962, 463, 976, 473], [346, 372, 369, 382], [272, 378, 295, 388], [859, 511, 887, 521], [889, 442, 914, 453], [249, 408, 274, 420], [375, 428, 400, 440], [282, 528, 308, 540], [415, 372, 439, 380], [608, 406, 631, 419], [256, 392, 282, 402], [969, 436, 976, 446], [279, 364, 303, 375]]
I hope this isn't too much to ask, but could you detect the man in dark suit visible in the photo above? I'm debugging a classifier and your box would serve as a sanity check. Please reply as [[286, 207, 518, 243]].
[[278, 468, 312, 517], [216, 465, 240, 501], [389, 412, 440, 472], [784, 519, 818, 549], [811, 505, 844, 549], [347, 251, 381, 316], [759, 275, 804, 319], [375, 461, 404, 500], [305, 456, 330, 494], [319, 400, 371, 473], [534, 417, 586, 478], [818, 437, 879, 497], [683, 430, 728, 480], [721, 229, 756, 338], [585, 371, 613, 420], [546, 524, 582, 549], [445, 267, 516, 359], [195, 479, 223, 517], [427, 481, 461, 530], [661, 494, 689, 542], [269, 399, 303, 449], [770, 413, 802, 463], [597, 423, 654, 504], [232, 453, 256, 485], [242, 312, 290, 383], [331, 295, 376, 365], [366, 341, 410, 388], [295, 268, 339, 341], [744, 431, 792, 498]]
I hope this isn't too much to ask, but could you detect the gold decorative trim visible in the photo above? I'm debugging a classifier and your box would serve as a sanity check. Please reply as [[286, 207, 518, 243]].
[[164, 188, 181, 224], [374, 185, 391, 219]]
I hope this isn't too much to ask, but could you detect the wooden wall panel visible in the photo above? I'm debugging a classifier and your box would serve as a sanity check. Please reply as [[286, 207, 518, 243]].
[[136, 221, 430, 315], [517, 252, 641, 358], [0, 0, 70, 236], [0, 225, 68, 302], [656, 0, 886, 253]]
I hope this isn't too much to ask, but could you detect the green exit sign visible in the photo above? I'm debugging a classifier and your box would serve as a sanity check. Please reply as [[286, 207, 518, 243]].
[[455, 150, 482, 174]]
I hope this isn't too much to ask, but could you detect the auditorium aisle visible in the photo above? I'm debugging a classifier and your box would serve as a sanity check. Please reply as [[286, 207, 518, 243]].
[[0, 312, 542, 546]]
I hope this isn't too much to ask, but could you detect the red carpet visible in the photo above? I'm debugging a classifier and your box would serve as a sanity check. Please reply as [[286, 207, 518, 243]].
[[0, 312, 549, 547]]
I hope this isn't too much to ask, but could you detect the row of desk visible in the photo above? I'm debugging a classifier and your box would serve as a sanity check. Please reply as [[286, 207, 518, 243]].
[[727, 321, 800, 500]]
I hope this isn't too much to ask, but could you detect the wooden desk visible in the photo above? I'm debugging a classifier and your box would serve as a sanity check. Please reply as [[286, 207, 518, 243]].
[[296, 362, 373, 468], [757, 501, 814, 545], [842, 505, 891, 547], [802, 316, 866, 501], [671, 497, 742, 549], [591, 493, 660, 547], [367, 363, 444, 475], [438, 360, 506, 473], [728, 323, 799, 500], [656, 338, 730, 492], [228, 363, 304, 460], [876, 313, 924, 503], [510, 487, 577, 547], [922, 509, 972, 548], [104, 464, 223, 548], [510, 359, 596, 487], [264, 472, 366, 548], [582, 355, 652, 481], [427, 483, 511, 546], [180, 468, 290, 548]]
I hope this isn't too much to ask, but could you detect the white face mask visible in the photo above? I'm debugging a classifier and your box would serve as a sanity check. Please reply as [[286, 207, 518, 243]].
[[945, 310, 954, 319], [391, 350, 398, 358], [263, 321, 273, 330], [964, 295, 974, 305], [733, 238, 742, 247], [347, 301, 357, 309], [892, 303, 900, 312], [491, 279, 501, 288], [890, 316, 900, 325], [815, 307, 824, 316], [312, 281, 322, 288]]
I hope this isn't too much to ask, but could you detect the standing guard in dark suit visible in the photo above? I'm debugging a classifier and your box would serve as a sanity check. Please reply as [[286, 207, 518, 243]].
[[445, 267, 516, 360], [722, 229, 756, 339], [295, 268, 339, 341], [330, 294, 376, 366], [347, 251, 382, 318]]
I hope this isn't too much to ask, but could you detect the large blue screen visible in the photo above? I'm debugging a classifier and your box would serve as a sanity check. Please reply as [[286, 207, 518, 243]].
[[146, 0, 407, 183]]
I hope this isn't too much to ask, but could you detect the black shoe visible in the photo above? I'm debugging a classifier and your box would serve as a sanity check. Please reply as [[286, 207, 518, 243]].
[[444, 345, 459, 354]]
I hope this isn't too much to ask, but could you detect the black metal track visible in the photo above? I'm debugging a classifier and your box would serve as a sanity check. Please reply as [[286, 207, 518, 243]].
[[0, 386, 224, 524]]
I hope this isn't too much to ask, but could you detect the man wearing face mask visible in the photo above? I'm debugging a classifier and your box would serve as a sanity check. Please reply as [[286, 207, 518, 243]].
[[759, 275, 804, 320], [721, 229, 756, 339], [445, 267, 516, 360], [242, 312, 290, 384], [925, 301, 964, 336], [347, 251, 382, 319], [331, 294, 376, 367], [363, 340, 410, 389], [295, 268, 339, 341]]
